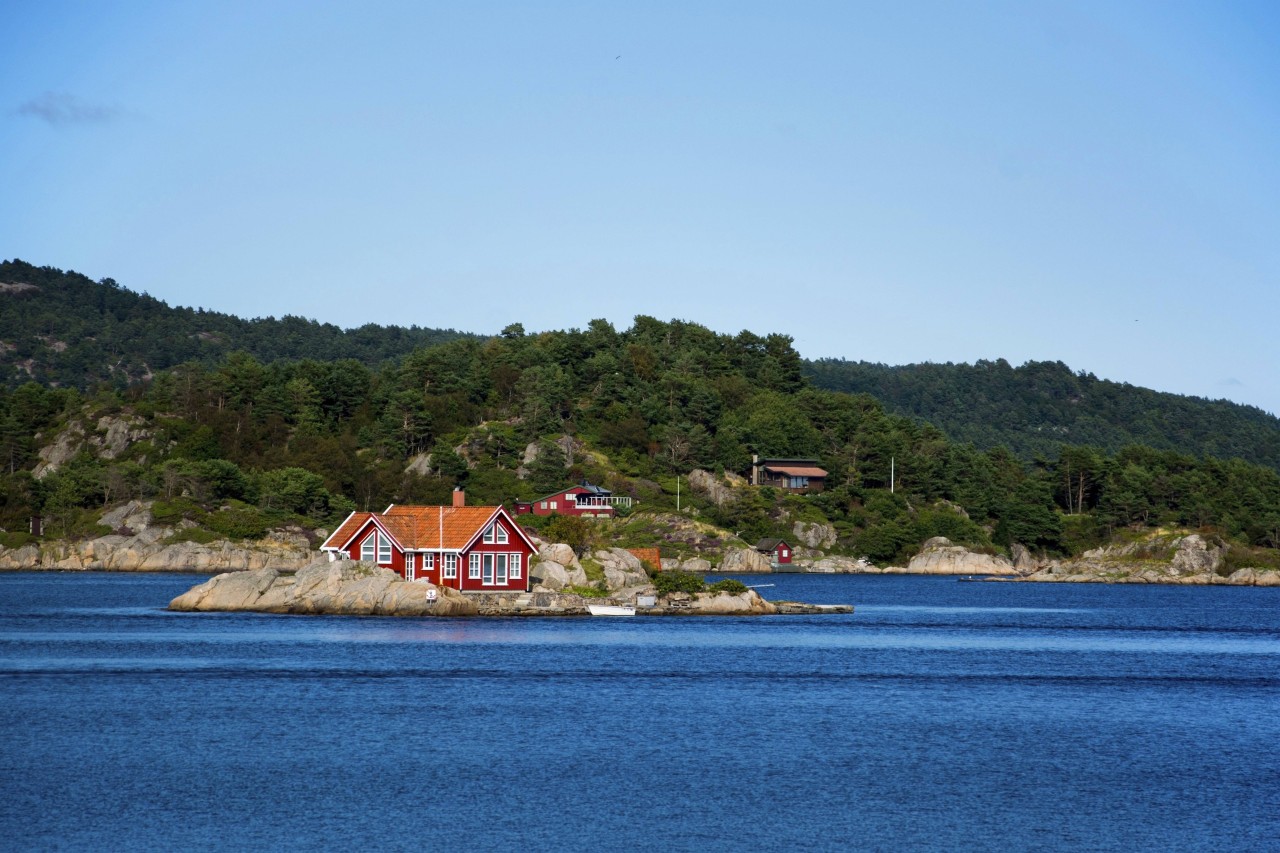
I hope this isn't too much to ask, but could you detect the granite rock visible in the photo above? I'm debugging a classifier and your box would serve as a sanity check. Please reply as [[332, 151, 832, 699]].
[[169, 558, 478, 616]]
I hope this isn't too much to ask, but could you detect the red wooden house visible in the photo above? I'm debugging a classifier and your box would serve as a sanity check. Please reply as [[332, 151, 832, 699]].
[[514, 480, 629, 518], [319, 491, 537, 593], [754, 538, 794, 565]]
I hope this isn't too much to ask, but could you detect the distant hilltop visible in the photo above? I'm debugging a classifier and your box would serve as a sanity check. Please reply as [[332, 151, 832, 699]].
[[0, 259, 474, 388]]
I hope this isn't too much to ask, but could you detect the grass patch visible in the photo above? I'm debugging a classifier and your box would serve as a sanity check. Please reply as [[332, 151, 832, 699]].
[[565, 583, 610, 598], [580, 557, 605, 584]]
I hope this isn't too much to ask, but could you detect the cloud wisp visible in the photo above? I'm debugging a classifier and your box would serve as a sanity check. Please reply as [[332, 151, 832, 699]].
[[16, 91, 122, 126]]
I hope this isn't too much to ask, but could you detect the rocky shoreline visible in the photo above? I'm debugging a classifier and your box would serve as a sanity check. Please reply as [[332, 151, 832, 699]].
[[1021, 533, 1280, 586], [6, 501, 1277, 590], [0, 501, 314, 573]]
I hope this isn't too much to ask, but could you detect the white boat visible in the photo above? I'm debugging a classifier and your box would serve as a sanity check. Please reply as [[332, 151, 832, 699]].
[[588, 604, 636, 617]]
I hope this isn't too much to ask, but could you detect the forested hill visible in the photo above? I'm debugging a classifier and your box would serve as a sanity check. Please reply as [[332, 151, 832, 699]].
[[804, 358, 1280, 470], [0, 260, 472, 388], [5, 316, 1279, 565], [6, 259, 1280, 474]]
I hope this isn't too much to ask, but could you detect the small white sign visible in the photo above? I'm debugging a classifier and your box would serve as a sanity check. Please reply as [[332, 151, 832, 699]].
[[425, 588, 438, 602]]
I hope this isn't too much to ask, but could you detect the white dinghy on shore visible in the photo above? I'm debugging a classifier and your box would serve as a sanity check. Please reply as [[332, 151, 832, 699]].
[[587, 604, 637, 617]]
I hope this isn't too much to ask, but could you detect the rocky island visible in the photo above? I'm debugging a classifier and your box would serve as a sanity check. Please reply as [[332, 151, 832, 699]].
[[169, 555, 850, 617]]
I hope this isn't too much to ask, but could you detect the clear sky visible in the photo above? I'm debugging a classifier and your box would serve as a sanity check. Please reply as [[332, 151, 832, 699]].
[[3, 1, 1278, 414]]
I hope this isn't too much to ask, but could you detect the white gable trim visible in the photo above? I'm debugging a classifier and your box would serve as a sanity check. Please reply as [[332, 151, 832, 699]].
[[319, 510, 358, 551], [457, 507, 539, 554], [337, 515, 405, 555]]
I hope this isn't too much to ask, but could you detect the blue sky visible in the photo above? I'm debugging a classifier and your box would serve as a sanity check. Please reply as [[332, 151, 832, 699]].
[[3, 1, 1278, 415]]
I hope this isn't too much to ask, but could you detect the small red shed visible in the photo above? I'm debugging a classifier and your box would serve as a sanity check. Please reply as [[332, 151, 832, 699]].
[[754, 538, 793, 565]]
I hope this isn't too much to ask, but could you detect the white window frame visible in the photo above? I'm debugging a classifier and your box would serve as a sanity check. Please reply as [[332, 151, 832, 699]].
[[377, 531, 392, 564], [495, 524, 508, 545], [444, 554, 458, 579], [540, 501, 547, 509], [483, 525, 495, 544], [495, 554, 508, 585], [549, 501, 557, 510], [360, 534, 375, 562], [510, 553, 521, 579], [482, 554, 494, 585], [469, 553, 481, 579], [423, 552, 434, 570]]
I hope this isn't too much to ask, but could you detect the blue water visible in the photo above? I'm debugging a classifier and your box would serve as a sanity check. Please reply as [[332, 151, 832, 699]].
[[2, 573, 1278, 851]]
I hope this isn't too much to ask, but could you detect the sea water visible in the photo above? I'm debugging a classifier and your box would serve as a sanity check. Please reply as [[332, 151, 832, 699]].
[[1, 572, 1277, 851]]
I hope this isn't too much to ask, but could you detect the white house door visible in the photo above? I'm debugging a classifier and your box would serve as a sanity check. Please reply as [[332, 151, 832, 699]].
[[405, 553, 416, 581]]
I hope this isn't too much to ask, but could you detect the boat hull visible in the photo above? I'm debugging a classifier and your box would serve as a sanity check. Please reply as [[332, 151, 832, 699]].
[[588, 604, 636, 617]]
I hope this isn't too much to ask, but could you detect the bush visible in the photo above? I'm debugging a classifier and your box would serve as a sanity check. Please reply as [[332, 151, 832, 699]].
[[205, 504, 272, 540], [151, 498, 206, 525], [163, 527, 222, 546], [653, 570, 705, 595], [0, 531, 33, 549], [1223, 544, 1280, 574], [544, 514, 592, 555], [707, 578, 748, 594]]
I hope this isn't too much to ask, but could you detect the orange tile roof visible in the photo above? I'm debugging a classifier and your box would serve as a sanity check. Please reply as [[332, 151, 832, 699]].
[[321, 512, 372, 550], [380, 505, 501, 550]]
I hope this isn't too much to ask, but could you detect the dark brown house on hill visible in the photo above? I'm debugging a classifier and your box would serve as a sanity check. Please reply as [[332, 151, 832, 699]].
[[750, 456, 828, 493]]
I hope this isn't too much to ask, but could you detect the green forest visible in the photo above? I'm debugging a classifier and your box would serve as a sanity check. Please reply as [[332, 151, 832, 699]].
[[806, 358, 1280, 469], [2, 291, 1279, 568]]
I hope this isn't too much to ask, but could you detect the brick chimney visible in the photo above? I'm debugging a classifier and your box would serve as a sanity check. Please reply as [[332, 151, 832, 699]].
[[452, 488, 465, 508]]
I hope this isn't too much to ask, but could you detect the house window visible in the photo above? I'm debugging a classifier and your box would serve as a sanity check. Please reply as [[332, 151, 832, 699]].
[[481, 554, 509, 585], [539, 501, 548, 510], [444, 554, 458, 578], [483, 525, 495, 544], [423, 553, 434, 570], [469, 554, 481, 579], [780, 548, 788, 558], [495, 524, 508, 545], [377, 532, 392, 564], [360, 534, 375, 562], [550, 501, 557, 510], [510, 553, 521, 579], [789, 476, 808, 489]]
